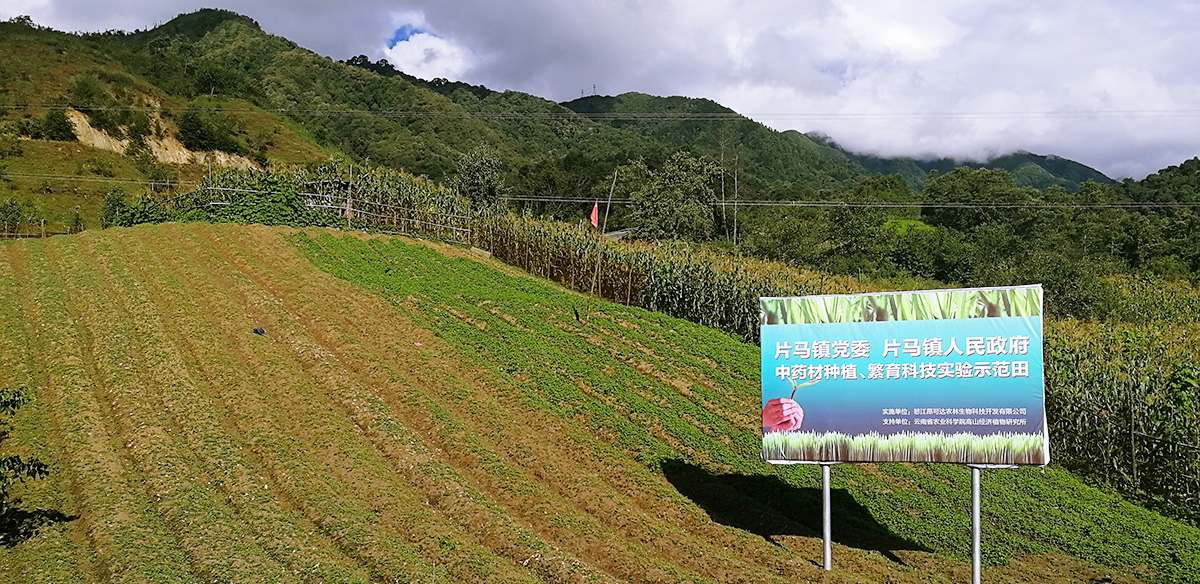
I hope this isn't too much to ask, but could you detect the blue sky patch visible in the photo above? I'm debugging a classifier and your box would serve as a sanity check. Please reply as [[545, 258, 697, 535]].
[[389, 24, 428, 47]]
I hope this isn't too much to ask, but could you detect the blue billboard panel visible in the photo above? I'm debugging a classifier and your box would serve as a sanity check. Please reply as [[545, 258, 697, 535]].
[[760, 286, 1049, 465]]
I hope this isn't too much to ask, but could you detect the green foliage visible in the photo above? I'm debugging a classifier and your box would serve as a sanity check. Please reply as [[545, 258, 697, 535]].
[[66, 71, 154, 142], [69, 207, 85, 233], [128, 146, 177, 192], [0, 135, 23, 158], [451, 145, 505, 209], [0, 198, 26, 233], [1045, 328, 1200, 522], [17, 108, 76, 142], [1, 386, 49, 512], [626, 152, 719, 241], [140, 164, 462, 236], [99, 187, 127, 228], [563, 93, 866, 191], [38, 109, 76, 141], [177, 106, 245, 155]]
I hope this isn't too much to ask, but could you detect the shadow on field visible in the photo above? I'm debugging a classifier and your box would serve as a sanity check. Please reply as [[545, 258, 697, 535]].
[[0, 500, 77, 547], [661, 459, 925, 565]]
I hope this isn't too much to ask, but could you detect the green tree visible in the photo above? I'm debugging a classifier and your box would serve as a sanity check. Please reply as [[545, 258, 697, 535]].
[[177, 107, 244, 155], [627, 151, 719, 241], [28, 110, 76, 142], [69, 208, 85, 234], [99, 188, 127, 228], [921, 167, 1036, 232], [451, 145, 505, 210], [0, 199, 24, 235]]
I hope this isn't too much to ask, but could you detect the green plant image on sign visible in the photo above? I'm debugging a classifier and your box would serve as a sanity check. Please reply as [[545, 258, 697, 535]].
[[761, 286, 1042, 325], [762, 430, 1048, 465], [760, 286, 1049, 465]]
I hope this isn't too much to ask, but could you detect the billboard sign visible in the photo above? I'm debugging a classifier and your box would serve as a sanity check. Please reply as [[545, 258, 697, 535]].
[[760, 286, 1049, 465]]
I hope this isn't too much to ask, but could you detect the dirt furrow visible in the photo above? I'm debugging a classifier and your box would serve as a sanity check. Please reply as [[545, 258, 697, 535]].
[[21, 237, 194, 583], [202, 225, 618, 584], [75, 229, 322, 583], [244, 229, 822, 583], [108, 226, 374, 584], [0, 245, 94, 584], [162, 224, 510, 583]]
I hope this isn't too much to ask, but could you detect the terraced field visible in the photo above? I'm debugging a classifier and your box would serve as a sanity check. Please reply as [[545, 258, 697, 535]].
[[1, 223, 1197, 583]]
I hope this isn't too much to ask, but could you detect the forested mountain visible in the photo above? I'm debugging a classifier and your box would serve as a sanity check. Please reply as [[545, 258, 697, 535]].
[[843, 146, 1114, 191], [561, 93, 865, 193], [2, 8, 1199, 299]]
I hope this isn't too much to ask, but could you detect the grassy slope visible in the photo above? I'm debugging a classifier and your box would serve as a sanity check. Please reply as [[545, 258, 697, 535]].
[[0, 24, 331, 230], [0, 223, 1196, 583]]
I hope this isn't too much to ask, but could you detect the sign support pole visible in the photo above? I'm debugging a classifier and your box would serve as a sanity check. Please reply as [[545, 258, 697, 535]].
[[822, 462, 832, 571], [972, 465, 981, 584], [968, 464, 1015, 583]]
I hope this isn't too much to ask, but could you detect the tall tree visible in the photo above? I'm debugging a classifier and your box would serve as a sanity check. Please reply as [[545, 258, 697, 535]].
[[627, 151, 719, 241], [451, 145, 505, 210]]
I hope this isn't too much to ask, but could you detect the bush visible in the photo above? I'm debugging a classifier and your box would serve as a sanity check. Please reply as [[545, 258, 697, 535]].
[[177, 107, 244, 155], [100, 188, 127, 228], [21, 109, 76, 142]]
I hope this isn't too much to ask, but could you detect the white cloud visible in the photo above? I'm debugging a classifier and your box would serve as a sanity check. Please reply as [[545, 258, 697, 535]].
[[0, 0, 51, 18], [6, 0, 1200, 178], [383, 30, 475, 81]]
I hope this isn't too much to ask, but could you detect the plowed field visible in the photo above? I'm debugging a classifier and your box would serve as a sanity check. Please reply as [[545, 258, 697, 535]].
[[1, 224, 1196, 583]]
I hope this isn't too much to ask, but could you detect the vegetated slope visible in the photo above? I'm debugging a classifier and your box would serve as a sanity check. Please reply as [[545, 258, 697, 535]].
[[841, 147, 1114, 192], [1, 224, 1197, 583], [563, 93, 866, 193], [0, 18, 330, 230]]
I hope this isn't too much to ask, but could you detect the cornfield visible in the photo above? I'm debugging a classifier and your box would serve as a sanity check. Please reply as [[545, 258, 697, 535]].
[[478, 215, 870, 343]]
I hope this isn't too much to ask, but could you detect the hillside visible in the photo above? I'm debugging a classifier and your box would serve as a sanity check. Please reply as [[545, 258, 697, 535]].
[[841, 147, 1115, 191], [562, 93, 866, 193], [0, 15, 331, 231], [0, 9, 1151, 239], [1, 223, 1197, 583]]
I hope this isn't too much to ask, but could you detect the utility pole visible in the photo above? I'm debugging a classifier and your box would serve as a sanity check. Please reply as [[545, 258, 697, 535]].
[[718, 134, 728, 240], [733, 153, 740, 248]]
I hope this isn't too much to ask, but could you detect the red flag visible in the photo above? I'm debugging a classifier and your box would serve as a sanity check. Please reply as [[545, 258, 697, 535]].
[[590, 201, 599, 228]]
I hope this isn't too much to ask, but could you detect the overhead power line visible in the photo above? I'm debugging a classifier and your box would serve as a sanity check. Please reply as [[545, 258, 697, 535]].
[[499, 195, 1200, 209], [8, 172, 1198, 210], [4, 103, 1200, 121], [1, 172, 195, 188]]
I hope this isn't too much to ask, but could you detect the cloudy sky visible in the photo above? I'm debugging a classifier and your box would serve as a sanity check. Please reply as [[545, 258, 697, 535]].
[[4, 0, 1199, 179]]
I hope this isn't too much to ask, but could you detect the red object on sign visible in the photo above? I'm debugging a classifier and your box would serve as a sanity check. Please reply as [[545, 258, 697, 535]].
[[590, 201, 599, 227], [763, 398, 804, 432]]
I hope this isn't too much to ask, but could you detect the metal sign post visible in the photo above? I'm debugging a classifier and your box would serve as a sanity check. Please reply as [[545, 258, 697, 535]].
[[968, 464, 1017, 584], [972, 466, 981, 584], [822, 463, 832, 570], [779, 460, 840, 570], [818, 461, 842, 570]]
